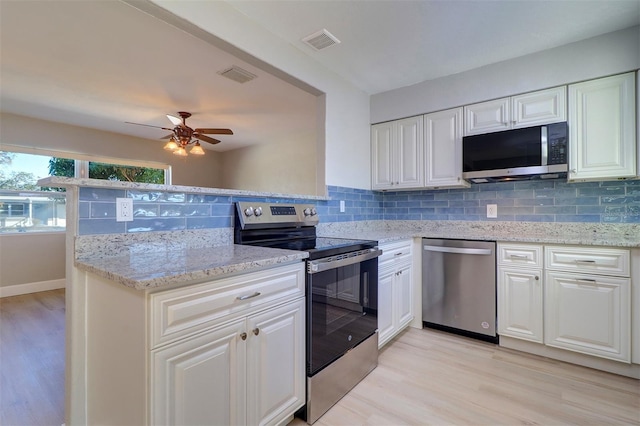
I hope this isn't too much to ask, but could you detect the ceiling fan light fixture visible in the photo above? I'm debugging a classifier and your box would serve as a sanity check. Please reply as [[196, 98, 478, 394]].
[[190, 142, 205, 155], [163, 139, 179, 151], [173, 146, 188, 157]]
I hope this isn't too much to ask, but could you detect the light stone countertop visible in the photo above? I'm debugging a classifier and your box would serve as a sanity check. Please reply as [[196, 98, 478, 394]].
[[37, 176, 328, 200], [75, 244, 308, 290], [317, 220, 640, 247], [73, 220, 638, 291]]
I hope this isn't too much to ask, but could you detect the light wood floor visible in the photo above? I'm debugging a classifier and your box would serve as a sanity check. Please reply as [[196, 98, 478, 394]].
[[290, 328, 640, 426], [2, 290, 639, 426], [0, 289, 65, 426]]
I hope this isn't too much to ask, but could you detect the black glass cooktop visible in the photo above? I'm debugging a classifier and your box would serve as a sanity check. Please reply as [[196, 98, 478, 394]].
[[236, 229, 378, 260]]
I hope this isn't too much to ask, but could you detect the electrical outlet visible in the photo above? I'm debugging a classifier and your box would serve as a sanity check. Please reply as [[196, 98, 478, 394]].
[[340, 200, 345, 213], [487, 204, 498, 218], [116, 198, 134, 222]]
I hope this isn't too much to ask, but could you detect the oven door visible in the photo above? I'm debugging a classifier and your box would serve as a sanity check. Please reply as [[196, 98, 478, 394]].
[[306, 248, 380, 376]]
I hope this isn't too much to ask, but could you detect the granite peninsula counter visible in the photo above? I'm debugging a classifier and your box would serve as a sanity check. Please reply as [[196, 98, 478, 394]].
[[75, 244, 308, 290]]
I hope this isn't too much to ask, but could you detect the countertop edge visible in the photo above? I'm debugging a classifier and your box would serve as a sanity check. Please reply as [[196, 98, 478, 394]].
[[75, 251, 308, 290]]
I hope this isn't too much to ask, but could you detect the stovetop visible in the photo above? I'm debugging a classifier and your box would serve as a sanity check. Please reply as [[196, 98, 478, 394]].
[[233, 202, 377, 260], [240, 236, 377, 260]]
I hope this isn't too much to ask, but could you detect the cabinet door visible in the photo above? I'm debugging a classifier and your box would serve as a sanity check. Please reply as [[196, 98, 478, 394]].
[[545, 271, 630, 362], [511, 86, 566, 128], [497, 268, 543, 343], [464, 98, 510, 135], [151, 319, 246, 426], [377, 267, 395, 348], [246, 299, 305, 426], [396, 116, 425, 188], [371, 122, 395, 189], [395, 262, 414, 330], [424, 107, 468, 188], [568, 72, 637, 181]]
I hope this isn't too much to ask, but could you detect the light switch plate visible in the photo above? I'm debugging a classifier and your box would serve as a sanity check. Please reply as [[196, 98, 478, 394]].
[[116, 198, 134, 222], [487, 204, 498, 218], [340, 200, 345, 213]]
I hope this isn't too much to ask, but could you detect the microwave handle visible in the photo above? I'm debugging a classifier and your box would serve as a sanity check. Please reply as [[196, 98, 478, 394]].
[[540, 126, 548, 166], [541, 126, 548, 166]]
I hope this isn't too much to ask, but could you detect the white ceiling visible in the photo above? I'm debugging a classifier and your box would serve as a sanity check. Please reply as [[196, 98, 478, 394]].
[[1, 0, 638, 152]]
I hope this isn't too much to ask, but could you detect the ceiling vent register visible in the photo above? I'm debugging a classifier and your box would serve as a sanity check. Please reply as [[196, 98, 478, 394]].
[[217, 66, 257, 84], [302, 29, 341, 51]]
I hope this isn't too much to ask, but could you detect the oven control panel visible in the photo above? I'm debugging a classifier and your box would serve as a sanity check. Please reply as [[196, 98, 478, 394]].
[[235, 201, 319, 229]]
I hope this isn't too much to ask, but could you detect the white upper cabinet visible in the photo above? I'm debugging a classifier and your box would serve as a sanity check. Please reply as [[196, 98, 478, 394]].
[[464, 97, 510, 135], [464, 86, 567, 135], [568, 72, 637, 182], [371, 121, 394, 188], [511, 86, 567, 128], [424, 107, 469, 188], [371, 116, 424, 190]]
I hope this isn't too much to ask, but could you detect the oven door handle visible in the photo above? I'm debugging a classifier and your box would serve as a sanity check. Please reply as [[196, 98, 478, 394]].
[[307, 248, 382, 274]]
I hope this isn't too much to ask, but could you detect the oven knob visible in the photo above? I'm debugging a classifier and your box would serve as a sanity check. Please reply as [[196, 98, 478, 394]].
[[254, 207, 263, 217], [244, 207, 254, 217], [303, 208, 312, 216]]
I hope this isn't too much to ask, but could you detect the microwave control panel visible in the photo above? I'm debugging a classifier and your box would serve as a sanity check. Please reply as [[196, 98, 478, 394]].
[[547, 122, 568, 165]]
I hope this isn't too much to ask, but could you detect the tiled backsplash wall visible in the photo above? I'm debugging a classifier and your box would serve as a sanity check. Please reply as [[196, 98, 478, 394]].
[[382, 180, 639, 223], [78, 180, 639, 235]]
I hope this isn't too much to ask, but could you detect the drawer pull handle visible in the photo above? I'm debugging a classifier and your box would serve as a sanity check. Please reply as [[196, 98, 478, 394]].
[[509, 254, 529, 259], [237, 292, 261, 301], [395, 252, 404, 256], [576, 278, 597, 284], [253, 328, 260, 336], [575, 260, 596, 264], [240, 332, 247, 341]]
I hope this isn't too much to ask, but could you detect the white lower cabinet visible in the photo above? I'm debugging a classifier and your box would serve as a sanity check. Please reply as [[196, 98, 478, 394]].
[[498, 267, 543, 343], [81, 262, 306, 426], [152, 298, 305, 426], [544, 271, 630, 362], [378, 240, 414, 348], [498, 242, 633, 365], [152, 319, 247, 426]]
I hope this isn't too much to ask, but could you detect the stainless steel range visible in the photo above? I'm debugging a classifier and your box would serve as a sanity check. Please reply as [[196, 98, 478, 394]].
[[234, 202, 381, 424]]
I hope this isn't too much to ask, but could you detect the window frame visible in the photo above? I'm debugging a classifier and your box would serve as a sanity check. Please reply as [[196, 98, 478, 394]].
[[1, 144, 172, 184]]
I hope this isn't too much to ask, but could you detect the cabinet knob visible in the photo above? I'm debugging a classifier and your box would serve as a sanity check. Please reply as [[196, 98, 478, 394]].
[[253, 328, 260, 336], [535, 276, 539, 281], [570, 169, 577, 174], [240, 332, 247, 341]]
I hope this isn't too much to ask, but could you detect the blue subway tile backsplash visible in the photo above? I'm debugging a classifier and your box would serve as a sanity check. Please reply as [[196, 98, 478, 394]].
[[77, 179, 640, 234]]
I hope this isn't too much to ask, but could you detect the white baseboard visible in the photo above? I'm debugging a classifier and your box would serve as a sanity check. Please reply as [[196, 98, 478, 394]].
[[0, 278, 66, 298]]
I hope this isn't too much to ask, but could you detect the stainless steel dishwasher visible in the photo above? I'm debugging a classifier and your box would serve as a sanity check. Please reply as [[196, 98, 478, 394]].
[[422, 238, 497, 342]]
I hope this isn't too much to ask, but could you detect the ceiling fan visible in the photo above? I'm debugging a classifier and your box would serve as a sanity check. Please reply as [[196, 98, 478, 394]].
[[126, 111, 233, 156]]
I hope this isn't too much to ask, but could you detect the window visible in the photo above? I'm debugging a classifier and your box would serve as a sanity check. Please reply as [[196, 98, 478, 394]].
[[0, 148, 170, 233]]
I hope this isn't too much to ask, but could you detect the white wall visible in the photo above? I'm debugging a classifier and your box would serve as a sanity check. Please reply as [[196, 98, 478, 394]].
[[371, 26, 640, 123], [150, 0, 372, 190]]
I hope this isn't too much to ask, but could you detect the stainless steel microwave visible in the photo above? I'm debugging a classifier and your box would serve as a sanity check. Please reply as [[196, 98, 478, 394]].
[[462, 122, 568, 183]]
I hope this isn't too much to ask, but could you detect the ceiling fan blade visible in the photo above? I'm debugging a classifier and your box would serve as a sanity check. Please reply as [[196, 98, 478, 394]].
[[166, 114, 182, 126], [195, 134, 221, 145], [125, 121, 173, 131], [160, 134, 174, 140], [194, 128, 234, 135]]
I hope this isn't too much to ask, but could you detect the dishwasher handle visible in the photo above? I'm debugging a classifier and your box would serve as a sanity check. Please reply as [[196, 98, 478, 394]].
[[423, 245, 493, 256]]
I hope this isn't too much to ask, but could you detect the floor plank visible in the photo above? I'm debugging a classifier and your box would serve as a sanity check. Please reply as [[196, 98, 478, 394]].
[[290, 328, 640, 426], [0, 289, 65, 426]]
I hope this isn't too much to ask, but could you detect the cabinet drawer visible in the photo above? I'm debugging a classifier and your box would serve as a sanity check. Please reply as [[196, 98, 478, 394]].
[[150, 262, 304, 348], [545, 246, 630, 277], [498, 243, 543, 268], [379, 239, 413, 265]]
